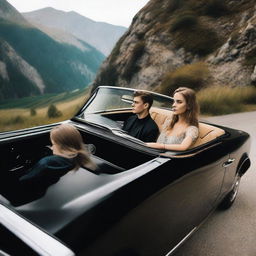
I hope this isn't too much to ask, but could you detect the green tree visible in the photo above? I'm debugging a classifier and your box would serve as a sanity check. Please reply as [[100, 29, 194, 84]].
[[47, 104, 62, 118], [30, 108, 37, 116]]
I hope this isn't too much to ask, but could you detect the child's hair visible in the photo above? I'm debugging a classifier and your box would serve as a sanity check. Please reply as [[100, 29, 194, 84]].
[[50, 123, 96, 170]]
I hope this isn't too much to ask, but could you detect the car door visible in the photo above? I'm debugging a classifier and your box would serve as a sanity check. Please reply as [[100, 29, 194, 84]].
[[218, 130, 251, 198], [79, 142, 229, 256]]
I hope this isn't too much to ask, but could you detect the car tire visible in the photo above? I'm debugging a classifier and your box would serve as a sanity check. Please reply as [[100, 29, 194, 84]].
[[219, 174, 241, 210]]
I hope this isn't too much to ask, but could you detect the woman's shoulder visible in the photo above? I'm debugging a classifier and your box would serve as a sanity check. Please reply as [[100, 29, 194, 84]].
[[187, 125, 199, 131], [186, 125, 199, 140]]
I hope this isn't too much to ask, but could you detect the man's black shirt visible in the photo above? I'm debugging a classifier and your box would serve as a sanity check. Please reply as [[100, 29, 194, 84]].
[[123, 114, 159, 142]]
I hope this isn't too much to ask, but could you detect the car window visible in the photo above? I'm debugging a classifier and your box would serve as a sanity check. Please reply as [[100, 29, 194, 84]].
[[82, 88, 134, 113]]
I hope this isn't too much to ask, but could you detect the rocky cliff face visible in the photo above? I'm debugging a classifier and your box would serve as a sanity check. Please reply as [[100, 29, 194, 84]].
[[93, 0, 256, 94]]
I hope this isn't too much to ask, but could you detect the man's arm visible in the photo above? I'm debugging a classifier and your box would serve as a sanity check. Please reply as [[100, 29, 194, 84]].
[[143, 127, 159, 142], [142, 118, 159, 142]]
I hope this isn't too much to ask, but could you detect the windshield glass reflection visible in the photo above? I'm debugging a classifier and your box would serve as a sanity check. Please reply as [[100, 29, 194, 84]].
[[82, 87, 173, 114], [78, 87, 173, 133]]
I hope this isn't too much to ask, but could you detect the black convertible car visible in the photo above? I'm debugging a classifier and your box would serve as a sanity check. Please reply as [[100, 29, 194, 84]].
[[0, 86, 251, 256]]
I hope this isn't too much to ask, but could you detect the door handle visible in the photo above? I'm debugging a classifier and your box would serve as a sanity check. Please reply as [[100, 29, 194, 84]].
[[223, 158, 235, 168]]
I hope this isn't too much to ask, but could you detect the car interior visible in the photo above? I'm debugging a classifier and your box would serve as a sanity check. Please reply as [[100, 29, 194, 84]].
[[99, 106, 226, 149], [0, 121, 159, 204]]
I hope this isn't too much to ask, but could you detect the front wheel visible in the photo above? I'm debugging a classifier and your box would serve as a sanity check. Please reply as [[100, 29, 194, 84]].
[[219, 175, 241, 210]]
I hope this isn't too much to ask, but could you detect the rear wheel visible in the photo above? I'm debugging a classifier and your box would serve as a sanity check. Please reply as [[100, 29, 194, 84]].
[[219, 174, 241, 210]]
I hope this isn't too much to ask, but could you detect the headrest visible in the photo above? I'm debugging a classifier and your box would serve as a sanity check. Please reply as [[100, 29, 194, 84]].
[[198, 123, 214, 139]]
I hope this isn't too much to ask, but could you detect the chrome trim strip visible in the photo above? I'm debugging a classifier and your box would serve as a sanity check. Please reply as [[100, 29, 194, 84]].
[[0, 204, 75, 256], [0, 249, 10, 256], [165, 227, 197, 256]]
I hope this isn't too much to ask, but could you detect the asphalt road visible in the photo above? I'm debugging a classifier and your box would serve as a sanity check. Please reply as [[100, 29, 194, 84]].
[[175, 111, 256, 256]]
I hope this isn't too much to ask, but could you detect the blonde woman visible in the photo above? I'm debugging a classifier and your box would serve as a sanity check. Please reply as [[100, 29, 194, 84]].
[[146, 87, 199, 151], [1, 124, 95, 205], [20, 123, 96, 184]]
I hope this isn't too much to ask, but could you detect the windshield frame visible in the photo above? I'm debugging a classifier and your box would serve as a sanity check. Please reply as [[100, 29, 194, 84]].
[[76, 86, 173, 116]]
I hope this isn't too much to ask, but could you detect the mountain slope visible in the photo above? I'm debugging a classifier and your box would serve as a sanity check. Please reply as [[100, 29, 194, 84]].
[[92, 0, 256, 93], [0, 0, 105, 100], [0, 0, 29, 25], [23, 7, 127, 55], [0, 39, 43, 99]]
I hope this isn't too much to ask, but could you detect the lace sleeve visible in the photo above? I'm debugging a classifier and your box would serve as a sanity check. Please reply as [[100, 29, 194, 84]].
[[162, 118, 171, 131], [186, 126, 199, 142]]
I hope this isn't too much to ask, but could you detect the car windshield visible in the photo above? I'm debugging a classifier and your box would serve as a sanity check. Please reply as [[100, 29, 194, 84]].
[[75, 87, 173, 138], [80, 87, 173, 114]]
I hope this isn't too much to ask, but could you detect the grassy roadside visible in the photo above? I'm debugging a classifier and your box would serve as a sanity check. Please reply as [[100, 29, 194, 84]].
[[197, 85, 256, 116], [0, 89, 90, 132]]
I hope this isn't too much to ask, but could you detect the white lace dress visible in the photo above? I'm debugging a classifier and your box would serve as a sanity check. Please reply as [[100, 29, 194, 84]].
[[157, 124, 199, 145]]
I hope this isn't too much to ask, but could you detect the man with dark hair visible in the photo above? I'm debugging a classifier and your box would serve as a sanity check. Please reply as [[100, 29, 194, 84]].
[[123, 91, 159, 142]]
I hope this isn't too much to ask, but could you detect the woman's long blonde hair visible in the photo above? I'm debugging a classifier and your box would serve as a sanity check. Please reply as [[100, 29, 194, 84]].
[[50, 123, 95, 170], [170, 87, 199, 128]]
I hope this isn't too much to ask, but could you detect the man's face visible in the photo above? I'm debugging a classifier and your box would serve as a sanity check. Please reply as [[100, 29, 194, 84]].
[[132, 96, 148, 114]]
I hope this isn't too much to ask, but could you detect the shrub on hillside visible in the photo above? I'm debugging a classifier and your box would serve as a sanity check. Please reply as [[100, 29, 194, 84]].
[[109, 33, 126, 64], [132, 41, 145, 60], [135, 32, 145, 40], [9, 115, 25, 124], [47, 104, 62, 118], [203, 0, 229, 17], [168, 9, 221, 56], [158, 62, 209, 95], [166, 0, 183, 13], [170, 13, 198, 32], [96, 64, 118, 86], [172, 23, 220, 56], [244, 47, 256, 66], [188, 0, 228, 16], [30, 108, 37, 116], [122, 41, 145, 81]]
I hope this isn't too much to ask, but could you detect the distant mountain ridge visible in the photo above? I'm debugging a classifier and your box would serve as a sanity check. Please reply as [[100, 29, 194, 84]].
[[0, 0, 105, 100], [23, 7, 127, 55]]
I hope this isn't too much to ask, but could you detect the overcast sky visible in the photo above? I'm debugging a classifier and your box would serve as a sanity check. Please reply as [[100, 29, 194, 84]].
[[7, 0, 149, 27]]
